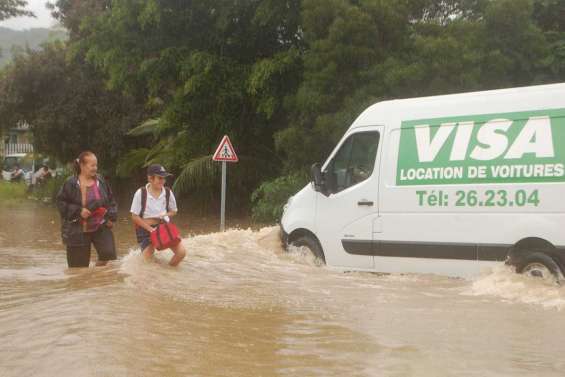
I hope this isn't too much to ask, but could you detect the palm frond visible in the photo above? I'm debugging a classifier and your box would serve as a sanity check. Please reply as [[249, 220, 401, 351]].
[[115, 148, 151, 177], [173, 155, 220, 194], [144, 139, 169, 162], [172, 154, 279, 197], [127, 118, 161, 137], [144, 137, 183, 168]]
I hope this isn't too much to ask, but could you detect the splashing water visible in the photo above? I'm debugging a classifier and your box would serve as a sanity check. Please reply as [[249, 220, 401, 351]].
[[463, 264, 565, 310]]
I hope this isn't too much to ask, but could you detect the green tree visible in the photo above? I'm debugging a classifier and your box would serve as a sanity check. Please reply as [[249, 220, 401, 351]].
[[276, 0, 559, 173], [0, 42, 143, 174], [0, 0, 34, 21], [532, 0, 565, 78], [532, 0, 565, 32], [50, 0, 304, 208], [47, 0, 109, 38]]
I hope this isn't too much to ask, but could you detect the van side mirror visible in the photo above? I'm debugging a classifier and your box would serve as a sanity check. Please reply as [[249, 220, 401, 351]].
[[310, 163, 325, 193]]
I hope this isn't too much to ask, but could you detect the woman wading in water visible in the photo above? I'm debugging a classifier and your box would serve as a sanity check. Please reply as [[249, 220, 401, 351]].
[[56, 151, 118, 267]]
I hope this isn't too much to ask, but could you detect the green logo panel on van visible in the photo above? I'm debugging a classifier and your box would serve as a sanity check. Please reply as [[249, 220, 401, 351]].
[[396, 108, 565, 185]]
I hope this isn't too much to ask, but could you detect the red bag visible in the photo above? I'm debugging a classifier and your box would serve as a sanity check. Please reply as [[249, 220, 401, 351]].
[[150, 222, 181, 250]]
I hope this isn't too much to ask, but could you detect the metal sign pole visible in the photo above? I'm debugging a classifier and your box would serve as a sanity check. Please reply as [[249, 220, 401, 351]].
[[213, 135, 237, 233], [220, 161, 226, 232]]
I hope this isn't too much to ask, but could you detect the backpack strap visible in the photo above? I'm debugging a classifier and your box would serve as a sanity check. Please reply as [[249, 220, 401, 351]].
[[139, 187, 148, 218], [165, 187, 171, 212]]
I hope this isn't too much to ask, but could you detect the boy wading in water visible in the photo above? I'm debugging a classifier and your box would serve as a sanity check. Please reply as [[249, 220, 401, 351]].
[[130, 164, 186, 266]]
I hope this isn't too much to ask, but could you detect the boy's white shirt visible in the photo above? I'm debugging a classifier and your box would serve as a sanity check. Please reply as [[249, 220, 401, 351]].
[[130, 184, 178, 218]]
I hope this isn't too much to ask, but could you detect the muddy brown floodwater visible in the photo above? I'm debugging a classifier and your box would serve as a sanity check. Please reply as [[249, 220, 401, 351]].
[[1, 204, 565, 376]]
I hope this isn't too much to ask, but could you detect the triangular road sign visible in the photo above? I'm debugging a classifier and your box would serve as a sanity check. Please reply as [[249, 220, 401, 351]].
[[212, 135, 239, 162]]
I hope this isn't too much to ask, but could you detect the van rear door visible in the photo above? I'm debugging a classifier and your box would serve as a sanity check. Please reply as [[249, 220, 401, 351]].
[[315, 127, 383, 269]]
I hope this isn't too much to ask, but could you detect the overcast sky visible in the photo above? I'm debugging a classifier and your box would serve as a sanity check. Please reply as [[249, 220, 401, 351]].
[[0, 0, 56, 30]]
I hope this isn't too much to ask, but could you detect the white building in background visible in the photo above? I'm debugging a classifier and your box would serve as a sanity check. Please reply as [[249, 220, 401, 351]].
[[0, 121, 34, 156], [1, 121, 35, 182]]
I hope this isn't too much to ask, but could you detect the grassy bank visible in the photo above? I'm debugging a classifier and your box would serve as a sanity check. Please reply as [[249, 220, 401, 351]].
[[0, 181, 28, 204], [0, 175, 66, 206], [28, 174, 68, 203]]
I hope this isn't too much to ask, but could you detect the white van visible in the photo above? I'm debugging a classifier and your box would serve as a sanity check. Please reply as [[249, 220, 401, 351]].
[[280, 83, 565, 280]]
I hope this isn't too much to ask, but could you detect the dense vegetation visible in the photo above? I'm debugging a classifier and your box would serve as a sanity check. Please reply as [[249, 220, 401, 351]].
[[2, 0, 565, 221]]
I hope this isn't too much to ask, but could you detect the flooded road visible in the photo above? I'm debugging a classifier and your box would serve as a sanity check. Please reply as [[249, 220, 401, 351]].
[[1, 204, 565, 376]]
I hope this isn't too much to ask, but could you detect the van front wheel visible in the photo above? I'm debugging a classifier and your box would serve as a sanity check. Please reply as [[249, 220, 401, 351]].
[[291, 236, 326, 265], [516, 252, 562, 283]]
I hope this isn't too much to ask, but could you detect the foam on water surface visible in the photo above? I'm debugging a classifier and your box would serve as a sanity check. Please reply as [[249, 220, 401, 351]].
[[463, 264, 565, 309]]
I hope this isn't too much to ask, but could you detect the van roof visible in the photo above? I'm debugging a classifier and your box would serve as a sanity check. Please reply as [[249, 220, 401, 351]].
[[350, 82, 565, 130]]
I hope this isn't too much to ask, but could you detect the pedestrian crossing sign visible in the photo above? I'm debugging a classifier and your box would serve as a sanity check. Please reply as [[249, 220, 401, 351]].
[[212, 135, 239, 162]]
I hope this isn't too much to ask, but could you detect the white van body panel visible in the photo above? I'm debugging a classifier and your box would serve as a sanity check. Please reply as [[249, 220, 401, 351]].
[[281, 83, 565, 278], [281, 185, 317, 236]]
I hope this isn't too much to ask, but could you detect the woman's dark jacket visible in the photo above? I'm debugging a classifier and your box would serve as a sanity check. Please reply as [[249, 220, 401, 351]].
[[56, 175, 117, 246]]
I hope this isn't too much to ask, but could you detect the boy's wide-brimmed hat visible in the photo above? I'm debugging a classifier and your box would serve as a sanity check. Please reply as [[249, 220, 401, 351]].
[[147, 164, 172, 177]]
